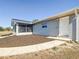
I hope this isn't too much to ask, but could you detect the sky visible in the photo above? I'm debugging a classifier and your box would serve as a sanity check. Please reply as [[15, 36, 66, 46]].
[[0, 0, 79, 27]]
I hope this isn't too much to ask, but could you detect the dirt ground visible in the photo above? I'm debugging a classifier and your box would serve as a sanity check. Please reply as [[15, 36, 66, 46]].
[[0, 41, 79, 59], [0, 35, 79, 59], [0, 35, 53, 47]]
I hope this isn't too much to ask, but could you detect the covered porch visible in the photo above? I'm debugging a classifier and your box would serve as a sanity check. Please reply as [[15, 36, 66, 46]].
[[12, 19, 33, 35]]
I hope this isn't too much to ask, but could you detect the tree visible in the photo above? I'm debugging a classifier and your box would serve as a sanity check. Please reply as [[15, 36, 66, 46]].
[[0, 27, 4, 31]]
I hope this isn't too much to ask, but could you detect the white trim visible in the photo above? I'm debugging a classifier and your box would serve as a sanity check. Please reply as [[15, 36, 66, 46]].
[[16, 32, 32, 35], [75, 9, 79, 41], [16, 24, 19, 35]]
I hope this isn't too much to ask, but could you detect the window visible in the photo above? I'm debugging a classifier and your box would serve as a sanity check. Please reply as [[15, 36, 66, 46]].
[[27, 25, 33, 32], [19, 25, 27, 33], [42, 22, 47, 28], [42, 25, 47, 28]]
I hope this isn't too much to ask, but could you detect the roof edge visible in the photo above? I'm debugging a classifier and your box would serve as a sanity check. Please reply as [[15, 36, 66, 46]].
[[33, 8, 79, 24]]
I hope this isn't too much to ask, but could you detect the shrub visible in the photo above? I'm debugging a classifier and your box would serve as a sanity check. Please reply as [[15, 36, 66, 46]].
[[52, 47, 59, 51]]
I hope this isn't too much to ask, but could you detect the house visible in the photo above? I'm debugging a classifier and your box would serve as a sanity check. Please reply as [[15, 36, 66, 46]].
[[11, 8, 79, 41]]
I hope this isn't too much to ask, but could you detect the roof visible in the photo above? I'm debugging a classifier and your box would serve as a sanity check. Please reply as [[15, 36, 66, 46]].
[[33, 8, 79, 24], [11, 8, 79, 25], [11, 19, 32, 26]]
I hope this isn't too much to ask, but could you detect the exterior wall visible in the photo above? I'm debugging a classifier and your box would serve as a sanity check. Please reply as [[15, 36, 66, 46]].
[[33, 15, 77, 41], [76, 14, 79, 41], [58, 15, 76, 41], [33, 19, 59, 36], [59, 16, 69, 37], [33, 22, 49, 36], [69, 15, 76, 40], [47, 20, 59, 36], [12, 24, 16, 35]]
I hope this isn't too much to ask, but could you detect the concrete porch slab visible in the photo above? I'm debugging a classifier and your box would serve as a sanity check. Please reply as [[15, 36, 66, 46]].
[[47, 36, 72, 41]]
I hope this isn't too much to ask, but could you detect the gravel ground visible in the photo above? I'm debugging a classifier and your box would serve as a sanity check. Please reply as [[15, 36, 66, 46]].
[[0, 35, 53, 47]]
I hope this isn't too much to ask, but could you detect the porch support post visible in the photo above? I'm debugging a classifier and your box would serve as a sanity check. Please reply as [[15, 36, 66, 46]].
[[75, 9, 79, 41], [16, 23, 19, 35]]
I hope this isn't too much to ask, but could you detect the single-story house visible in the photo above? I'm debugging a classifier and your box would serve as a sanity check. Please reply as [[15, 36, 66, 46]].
[[11, 8, 79, 41]]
